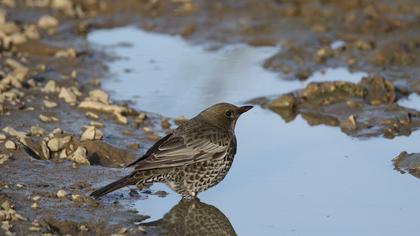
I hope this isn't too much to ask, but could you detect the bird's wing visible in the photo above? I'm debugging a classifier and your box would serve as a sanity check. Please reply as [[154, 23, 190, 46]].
[[133, 129, 229, 171], [126, 133, 173, 168]]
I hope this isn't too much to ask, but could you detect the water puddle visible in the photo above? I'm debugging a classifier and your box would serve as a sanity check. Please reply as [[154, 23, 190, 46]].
[[398, 93, 420, 111], [89, 27, 366, 117], [88, 27, 420, 235]]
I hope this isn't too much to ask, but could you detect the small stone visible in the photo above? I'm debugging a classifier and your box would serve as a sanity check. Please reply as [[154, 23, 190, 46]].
[[39, 114, 59, 122], [2, 126, 27, 138], [69, 146, 89, 165], [135, 113, 147, 124], [174, 116, 188, 125], [85, 111, 98, 119], [16, 183, 23, 189], [42, 80, 59, 93], [30, 126, 45, 136], [5, 140, 16, 150], [147, 134, 161, 141], [80, 126, 103, 141], [55, 48, 76, 58], [41, 140, 50, 159], [31, 202, 38, 209], [78, 101, 128, 124], [47, 136, 71, 152], [37, 15, 59, 29], [29, 226, 41, 232], [58, 87, 77, 105], [71, 69, 77, 79], [32, 196, 41, 202], [80, 225, 88, 232], [161, 118, 170, 129], [0, 154, 10, 165], [71, 194, 83, 202], [88, 89, 109, 104], [43, 100, 58, 108], [90, 121, 104, 128], [56, 189, 67, 198], [127, 143, 140, 150], [340, 115, 357, 131], [52, 128, 63, 135], [51, 0, 73, 10], [0, 133, 6, 140], [90, 79, 101, 86], [59, 149, 67, 158]]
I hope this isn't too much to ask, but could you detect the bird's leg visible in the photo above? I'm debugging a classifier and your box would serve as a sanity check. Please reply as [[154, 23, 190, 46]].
[[182, 193, 199, 201]]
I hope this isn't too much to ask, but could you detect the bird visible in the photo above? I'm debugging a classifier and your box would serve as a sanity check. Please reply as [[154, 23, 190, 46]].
[[140, 198, 237, 235], [90, 102, 253, 199]]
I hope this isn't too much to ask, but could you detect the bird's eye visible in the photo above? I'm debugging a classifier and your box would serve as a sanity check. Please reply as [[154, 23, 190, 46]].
[[225, 110, 233, 118]]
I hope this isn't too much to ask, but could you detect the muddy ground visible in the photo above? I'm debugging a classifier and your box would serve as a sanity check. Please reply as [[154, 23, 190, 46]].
[[1, 0, 420, 235]]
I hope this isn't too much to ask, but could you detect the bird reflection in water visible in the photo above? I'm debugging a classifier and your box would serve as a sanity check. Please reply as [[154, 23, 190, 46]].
[[140, 199, 237, 236]]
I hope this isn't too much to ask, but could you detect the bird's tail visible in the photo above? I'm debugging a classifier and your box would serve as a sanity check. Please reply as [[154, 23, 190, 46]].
[[90, 175, 136, 199]]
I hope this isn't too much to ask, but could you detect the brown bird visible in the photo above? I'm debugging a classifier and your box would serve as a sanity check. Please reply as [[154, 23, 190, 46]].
[[140, 199, 237, 235], [90, 103, 253, 199]]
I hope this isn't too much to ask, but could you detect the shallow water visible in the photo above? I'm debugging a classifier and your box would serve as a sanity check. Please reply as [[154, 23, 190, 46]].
[[89, 27, 365, 118], [399, 93, 420, 111], [89, 27, 420, 235]]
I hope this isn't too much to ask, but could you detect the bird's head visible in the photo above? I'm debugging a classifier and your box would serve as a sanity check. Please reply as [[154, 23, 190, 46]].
[[198, 103, 253, 131]]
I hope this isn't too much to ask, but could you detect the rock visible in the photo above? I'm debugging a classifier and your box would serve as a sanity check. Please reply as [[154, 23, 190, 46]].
[[56, 190, 67, 198], [55, 48, 76, 58], [69, 146, 89, 165], [0, 133, 5, 140], [90, 121, 104, 128], [37, 15, 59, 29], [24, 24, 40, 40], [174, 116, 188, 125], [51, 128, 63, 135], [88, 89, 109, 104], [5, 58, 27, 71], [41, 141, 50, 159], [268, 94, 296, 109], [58, 87, 77, 105], [4, 140, 16, 150], [59, 149, 67, 158], [42, 80, 59, 93], [30, 126, 45, 136], [71, 194, 83, 202], [340, 115, 357, 132], [47, 136, 71, 152], [2, 126, 27, 139], [31, 202, 38, 209], [127, 143, 140, 150], [80, 225, 88, 232], [161, 118, 170, 129], [43, 100, 57, 108], [134, 113, 147, 125], [79, 101, 128, 124], [80, 126, 103, 141], [51, 0, 73, 11], [85, 111, 98, 119], [39, 114, 59, 123], [0, 154, 10, 165], [32, 196, 41, 202]]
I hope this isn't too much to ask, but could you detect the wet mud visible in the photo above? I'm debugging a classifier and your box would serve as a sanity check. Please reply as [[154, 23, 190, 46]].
[[1, 0, 420, 235]]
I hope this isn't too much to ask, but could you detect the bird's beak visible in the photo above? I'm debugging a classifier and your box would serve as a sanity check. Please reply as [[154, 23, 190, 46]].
[[239, 105, 253, 114]]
